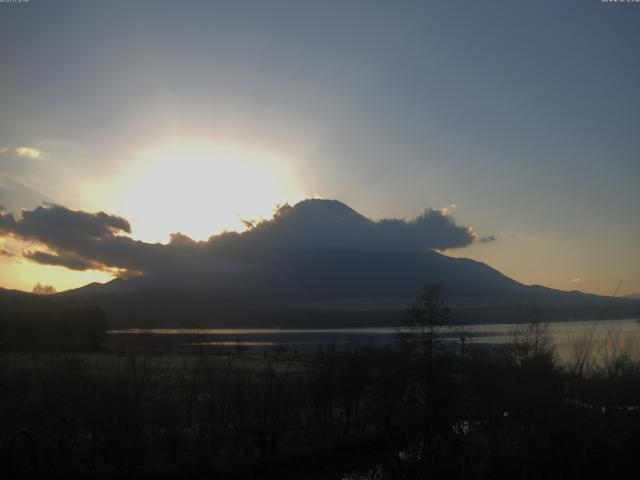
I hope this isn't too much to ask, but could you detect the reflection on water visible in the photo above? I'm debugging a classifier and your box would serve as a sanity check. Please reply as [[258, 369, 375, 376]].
[[109, 327, 411, 335], [465, 319, 640, 363], [187, 341, 276, 347], [108, 318, 640, 362]]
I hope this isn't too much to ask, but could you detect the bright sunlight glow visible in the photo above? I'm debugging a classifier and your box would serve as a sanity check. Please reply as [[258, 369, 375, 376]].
[[106, 143, 303, 242]]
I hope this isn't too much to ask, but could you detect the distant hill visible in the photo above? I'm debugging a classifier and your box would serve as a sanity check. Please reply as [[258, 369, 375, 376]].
[[0, 288, 106, 351]]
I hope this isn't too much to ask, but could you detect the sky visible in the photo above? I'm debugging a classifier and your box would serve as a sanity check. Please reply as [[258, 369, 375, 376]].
[[0, 0, 639, 296]]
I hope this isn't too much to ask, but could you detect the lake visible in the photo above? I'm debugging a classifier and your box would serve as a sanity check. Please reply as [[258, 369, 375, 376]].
[[108, 318, 640, 363]]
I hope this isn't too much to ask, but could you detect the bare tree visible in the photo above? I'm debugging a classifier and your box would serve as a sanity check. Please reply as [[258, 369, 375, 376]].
[[509, 306, 553, 367], [32, 282, 56, 295], [400, 284, 453, 364]]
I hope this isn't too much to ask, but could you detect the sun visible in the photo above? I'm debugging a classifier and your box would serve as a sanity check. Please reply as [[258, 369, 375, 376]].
[[106, 142, 302, 242]]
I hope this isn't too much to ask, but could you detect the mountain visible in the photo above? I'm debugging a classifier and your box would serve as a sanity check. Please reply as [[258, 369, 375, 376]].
[[56, 199, 639, 328]]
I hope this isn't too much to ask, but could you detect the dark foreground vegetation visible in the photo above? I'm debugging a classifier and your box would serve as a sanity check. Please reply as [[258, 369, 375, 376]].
[[0, 293, 106, 352], [2, 286, 640, 479], [2, 335, 640, 478]]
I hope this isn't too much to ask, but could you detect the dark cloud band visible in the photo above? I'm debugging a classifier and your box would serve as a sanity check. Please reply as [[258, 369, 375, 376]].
[[0, 199, 477, 276]]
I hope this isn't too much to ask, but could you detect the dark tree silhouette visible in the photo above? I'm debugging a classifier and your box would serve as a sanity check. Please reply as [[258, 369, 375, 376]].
[[400, 284, 451, 363], [32, 282, 56, 295]]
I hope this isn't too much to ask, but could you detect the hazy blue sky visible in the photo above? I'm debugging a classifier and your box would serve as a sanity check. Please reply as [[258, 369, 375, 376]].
[[1, 0, 639, 295]]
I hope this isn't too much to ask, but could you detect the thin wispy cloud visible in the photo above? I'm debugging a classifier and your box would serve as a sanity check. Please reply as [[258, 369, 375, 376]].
[[479, 235, 497, 244], [0, 145, 42, 160], [15, 147, 42, 159]]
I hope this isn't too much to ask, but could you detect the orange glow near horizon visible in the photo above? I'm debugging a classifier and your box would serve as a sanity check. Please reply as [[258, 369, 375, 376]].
[[0, 257, 113, 293]]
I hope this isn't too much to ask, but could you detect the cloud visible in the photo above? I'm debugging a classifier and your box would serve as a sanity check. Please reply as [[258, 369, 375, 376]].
[[215, 199, 476, 256], [23, 250, 100, 271], [0, 145, 42, 161], [479, 235, 497, 244], [0, 203, 131, 246], [15, 147, 41, 159], [0, 203, 142, 275], [0, 235, 25, 258], [0, 199, 478, 277], [570, 277, 583, 284]]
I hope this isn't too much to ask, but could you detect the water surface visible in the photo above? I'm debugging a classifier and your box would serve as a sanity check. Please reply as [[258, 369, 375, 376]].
[[108, 318, 640, 361]]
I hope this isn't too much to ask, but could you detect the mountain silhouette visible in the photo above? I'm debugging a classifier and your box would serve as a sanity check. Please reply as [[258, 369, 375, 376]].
[[56, 199, 638, 327]]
